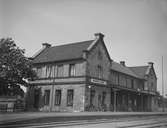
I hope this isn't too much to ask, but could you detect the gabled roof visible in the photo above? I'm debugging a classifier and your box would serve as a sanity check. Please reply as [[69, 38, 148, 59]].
[[111, 61, 141, 79], [32, 40, 94, 63], [129, 66, 149, 79]]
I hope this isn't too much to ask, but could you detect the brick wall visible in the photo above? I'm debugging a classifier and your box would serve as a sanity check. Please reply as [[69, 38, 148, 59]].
[[87, 40, 111, 80], [34, 61, 86, 79], [34, 84, 85, 112], [85, 85, 111, 111]]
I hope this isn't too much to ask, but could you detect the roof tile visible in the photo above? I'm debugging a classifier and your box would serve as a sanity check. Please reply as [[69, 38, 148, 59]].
[[111, 61, 143, 79], [129, 66, 149, 79], [32, 40, 93, 63]]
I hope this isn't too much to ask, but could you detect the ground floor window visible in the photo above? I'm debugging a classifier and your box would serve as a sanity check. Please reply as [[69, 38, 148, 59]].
[[102, 91, 106, 105], [67, 89, 74, 106], [90, 90, 95, 105], [44, 90, 50, 105], [55, 90, 61, 106]]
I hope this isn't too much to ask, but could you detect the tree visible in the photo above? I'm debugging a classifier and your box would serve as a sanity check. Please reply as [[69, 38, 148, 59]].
[[0, 38, 36, 97]]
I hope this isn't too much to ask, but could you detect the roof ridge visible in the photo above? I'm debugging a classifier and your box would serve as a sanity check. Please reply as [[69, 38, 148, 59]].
[[129, 65, 149, 68], [129, 66, 149, 79], [50, 40, 94, 48], [111, 61, 141, 78]]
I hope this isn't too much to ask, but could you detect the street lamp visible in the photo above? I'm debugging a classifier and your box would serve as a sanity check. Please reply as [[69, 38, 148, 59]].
[[162, 56, 165, 112], [137, 88, 141, 95]]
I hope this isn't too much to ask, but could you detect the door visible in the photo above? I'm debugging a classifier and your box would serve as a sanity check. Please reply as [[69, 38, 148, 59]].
[[34, 89, 40, 109]]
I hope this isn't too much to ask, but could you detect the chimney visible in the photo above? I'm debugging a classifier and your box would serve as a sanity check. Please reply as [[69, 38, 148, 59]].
[[120, 61, 125, 66], [42, 43, 51, 48], [32, 43, 51, 59], [94, 33, 104, 40], [148, 62, 154, 67]]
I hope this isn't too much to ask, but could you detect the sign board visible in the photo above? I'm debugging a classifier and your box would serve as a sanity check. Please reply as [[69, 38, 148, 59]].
[[90, 78, 107, 85]]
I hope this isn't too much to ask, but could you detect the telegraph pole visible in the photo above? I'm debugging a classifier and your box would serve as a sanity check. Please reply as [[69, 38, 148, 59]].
[[162, 56, 165, 112]]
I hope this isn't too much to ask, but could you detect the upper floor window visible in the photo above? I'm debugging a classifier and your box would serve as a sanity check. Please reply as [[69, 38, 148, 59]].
[[57, 65, 64, 77], [69, 64, 76, 77], [98, 50, 102, 60], [36, 65, 55, 78], [138, 81, 144, 91], [44, 90, 50, 105], [46, 65, 54, 78], [144, 82, 148, 90], [151, 82, 154, 91], [36, 66, 42, 78], [97, 65, 103, 78]]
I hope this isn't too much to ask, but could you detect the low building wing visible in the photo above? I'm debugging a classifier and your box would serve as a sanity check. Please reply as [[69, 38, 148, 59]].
[[111, 61, 141, 79], [129, 66, 149, 79]]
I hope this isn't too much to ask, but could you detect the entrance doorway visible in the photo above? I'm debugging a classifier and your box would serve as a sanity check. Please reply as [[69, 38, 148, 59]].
[[34, 89, 40, 109]]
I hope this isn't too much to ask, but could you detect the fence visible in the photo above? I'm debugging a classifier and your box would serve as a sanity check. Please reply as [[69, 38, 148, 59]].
[[0, 97, 25, 112]]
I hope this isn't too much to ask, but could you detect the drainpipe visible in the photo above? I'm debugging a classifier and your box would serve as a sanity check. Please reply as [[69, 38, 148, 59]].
[[113, 89, 117, 112], [50, 66, 55, 112], [50, 84, 54, 112]]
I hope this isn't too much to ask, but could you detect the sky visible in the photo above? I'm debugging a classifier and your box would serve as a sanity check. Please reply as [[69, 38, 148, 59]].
[[0, 0, 167, 96]]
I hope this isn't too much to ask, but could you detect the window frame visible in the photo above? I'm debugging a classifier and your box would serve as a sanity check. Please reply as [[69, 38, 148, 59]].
[[54, 89, 61, 106], [44, 90, 50, 105], [102, 91, 106, 105], [151, 82, 154, 91], [97, 65, 103, 79], [67, 89, 74, 106], [46, 65, 54, 78], [90, 89, 95, 105], [57, 64, 64, 77], [69, 64, 76, 77], [98, 50, 103, 60], [36, 66, 42, 78]]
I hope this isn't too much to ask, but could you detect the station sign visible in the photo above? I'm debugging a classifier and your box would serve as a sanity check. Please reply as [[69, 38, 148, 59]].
[[90, 78, 107, 85]]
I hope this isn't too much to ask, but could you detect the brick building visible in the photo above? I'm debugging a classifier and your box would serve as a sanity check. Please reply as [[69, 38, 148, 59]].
[[27, 33, 158, 112]]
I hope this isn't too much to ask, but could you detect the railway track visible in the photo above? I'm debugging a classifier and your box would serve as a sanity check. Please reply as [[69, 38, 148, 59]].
[[1, 115, 167, 128]]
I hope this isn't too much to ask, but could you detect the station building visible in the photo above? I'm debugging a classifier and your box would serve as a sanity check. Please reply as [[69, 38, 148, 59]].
[[27, 33, 158, 112]]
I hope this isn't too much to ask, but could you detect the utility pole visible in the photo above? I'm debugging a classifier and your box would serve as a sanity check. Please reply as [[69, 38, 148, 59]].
[[162, 56, 165, 112]]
